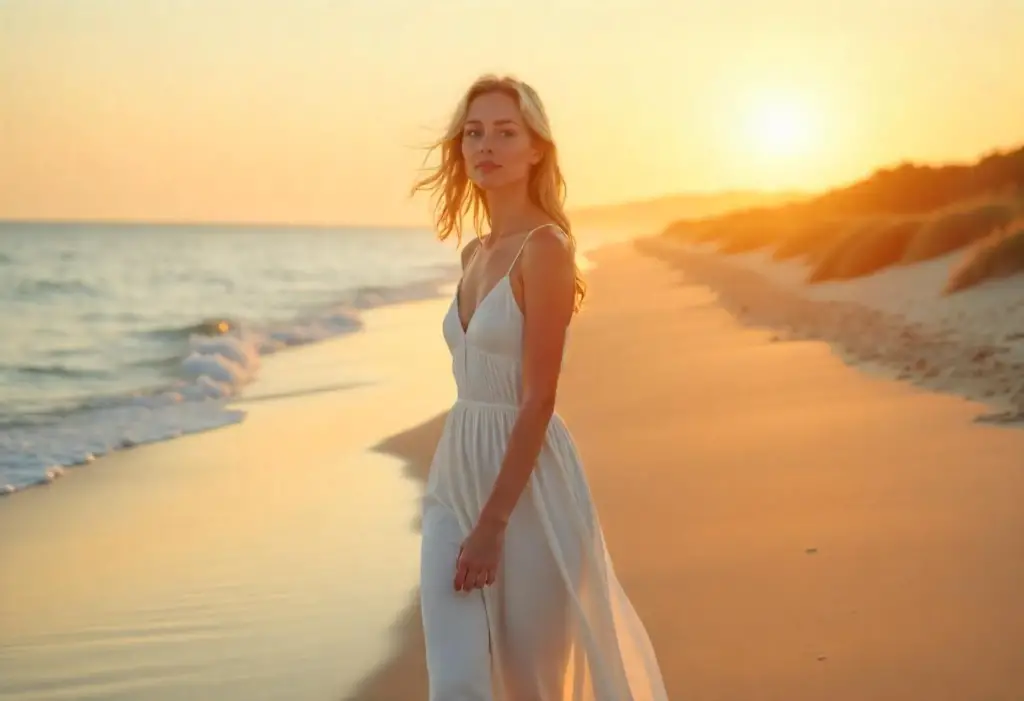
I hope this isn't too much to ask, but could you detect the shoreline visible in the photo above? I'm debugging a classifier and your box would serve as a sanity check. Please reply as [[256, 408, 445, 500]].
[[0, 220, 463, 499], [0, 297, 456, 701], [0, 276, 463, 500], [341, 414, 451, 700]]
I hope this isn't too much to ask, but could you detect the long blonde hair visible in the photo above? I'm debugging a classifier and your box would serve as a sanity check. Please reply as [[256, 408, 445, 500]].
[[411, 74, 586, 311]]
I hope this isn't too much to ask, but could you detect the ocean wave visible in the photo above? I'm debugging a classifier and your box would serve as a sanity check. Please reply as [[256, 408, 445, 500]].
[[16, 278, 102, 298], [139, 317, 240, 342], [0, 274, 455, 498], [8, 363, 113, 380]]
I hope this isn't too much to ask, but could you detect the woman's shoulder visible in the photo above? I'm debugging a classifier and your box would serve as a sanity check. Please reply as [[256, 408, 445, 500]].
[[460, 236, 484, 269], [523, 223, 573, 258], [519, 224, 575, 281]]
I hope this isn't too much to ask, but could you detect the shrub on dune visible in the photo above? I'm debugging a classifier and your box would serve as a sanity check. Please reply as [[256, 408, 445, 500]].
[[806, 219, 882, 282], [716, 226, 774, 254], [810, 218, 923, 282], [695, 223, 731, 244], [712, 213, 800, 254], [663, 220, 709, 241], [771, 220, 845, 261], [901, 202, 1016, 263], [803, 231, 854, 264], [661, 220, 690, 239], [945, 219, 1024, 293]]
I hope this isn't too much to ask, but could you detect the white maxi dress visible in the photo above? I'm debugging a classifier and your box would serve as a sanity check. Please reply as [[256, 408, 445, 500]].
[[420, 228, 670, 700]]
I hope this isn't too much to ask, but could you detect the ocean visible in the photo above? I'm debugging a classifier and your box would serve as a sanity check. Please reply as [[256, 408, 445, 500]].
[[0, 221, 462, 495]]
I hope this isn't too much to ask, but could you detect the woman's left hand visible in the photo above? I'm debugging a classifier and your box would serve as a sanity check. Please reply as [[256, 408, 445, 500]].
[[454, 518, 505, 592]]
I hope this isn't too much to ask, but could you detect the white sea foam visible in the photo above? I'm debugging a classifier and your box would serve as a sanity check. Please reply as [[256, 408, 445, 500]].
[[0, 229, 456, 497]]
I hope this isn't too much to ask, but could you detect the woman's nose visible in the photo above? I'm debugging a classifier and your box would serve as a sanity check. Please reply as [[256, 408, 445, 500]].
[[476, 132, 496, 151]]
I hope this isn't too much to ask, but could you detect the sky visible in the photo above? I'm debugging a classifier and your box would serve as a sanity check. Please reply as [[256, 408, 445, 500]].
[[2, 0, 1022, 226]]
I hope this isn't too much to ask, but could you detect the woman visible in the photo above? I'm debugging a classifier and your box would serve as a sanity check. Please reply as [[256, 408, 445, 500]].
[[412, 74, 669, 700]]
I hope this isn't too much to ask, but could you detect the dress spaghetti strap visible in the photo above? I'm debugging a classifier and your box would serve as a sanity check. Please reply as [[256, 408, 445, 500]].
[[506, 223, 558, 276]]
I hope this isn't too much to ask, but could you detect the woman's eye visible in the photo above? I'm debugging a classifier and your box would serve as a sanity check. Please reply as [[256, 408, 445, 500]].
[[463, 128, 516, 138]]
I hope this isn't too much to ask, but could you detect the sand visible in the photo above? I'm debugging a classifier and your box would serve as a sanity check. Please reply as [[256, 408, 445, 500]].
[[4, 242, 1024, 700], [353, 242, 1024, 700], [0, 298, 455, 701], [641, 237, 1024, 423]]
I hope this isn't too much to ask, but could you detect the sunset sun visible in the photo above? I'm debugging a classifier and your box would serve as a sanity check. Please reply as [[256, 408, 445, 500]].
[[744, 95, 816, 158]]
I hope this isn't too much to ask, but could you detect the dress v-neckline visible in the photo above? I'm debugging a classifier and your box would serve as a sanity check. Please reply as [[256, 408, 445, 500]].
[[454, 274, 509, 336], [452, 223, 553, 337]]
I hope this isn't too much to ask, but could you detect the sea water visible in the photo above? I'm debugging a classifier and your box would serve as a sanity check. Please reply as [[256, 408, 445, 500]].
[[0, 221, 460, 495]]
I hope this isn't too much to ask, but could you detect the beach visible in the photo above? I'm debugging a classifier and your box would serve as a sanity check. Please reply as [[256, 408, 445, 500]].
[[0, 297, 455, 700], [638, 234, 1024, 424], [4, 240, 1024, 700]]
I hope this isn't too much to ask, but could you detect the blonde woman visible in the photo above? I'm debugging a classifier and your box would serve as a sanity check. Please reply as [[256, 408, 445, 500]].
[[412, 74, 668, 700]]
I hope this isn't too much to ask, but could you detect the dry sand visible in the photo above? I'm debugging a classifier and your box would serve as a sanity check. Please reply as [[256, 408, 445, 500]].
[[4, 243, 1024, 700], [641, 237, 1024, 424], [353, 242, 1024, 700]]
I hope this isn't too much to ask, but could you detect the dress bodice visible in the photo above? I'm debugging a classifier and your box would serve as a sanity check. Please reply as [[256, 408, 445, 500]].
[[443, 274, 526, 408], [442, 224, 571, 408]]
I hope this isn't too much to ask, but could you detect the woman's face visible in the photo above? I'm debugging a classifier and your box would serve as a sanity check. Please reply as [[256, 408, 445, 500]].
[[462, 91, 541, 191]]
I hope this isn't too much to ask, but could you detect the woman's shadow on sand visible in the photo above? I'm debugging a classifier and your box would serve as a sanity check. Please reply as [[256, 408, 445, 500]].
[[339, 411, 449, 701]]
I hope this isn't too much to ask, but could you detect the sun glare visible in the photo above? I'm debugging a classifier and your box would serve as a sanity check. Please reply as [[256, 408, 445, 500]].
[[745, 96, 815, 158]]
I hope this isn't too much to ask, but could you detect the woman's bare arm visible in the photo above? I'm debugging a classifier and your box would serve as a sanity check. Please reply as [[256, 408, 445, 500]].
[[476, 226, 576, 530]]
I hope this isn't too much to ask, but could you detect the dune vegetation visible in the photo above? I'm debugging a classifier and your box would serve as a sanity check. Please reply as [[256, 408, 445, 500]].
[[945, 218, 1024, 294], [662, 144, 1024, 289]]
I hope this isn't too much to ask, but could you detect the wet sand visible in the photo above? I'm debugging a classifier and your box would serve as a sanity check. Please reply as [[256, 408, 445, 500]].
[[0, 299, 455, 701]]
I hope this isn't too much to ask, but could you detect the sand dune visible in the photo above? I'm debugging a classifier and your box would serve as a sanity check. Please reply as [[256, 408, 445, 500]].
[[639, 236, 1024, 425]]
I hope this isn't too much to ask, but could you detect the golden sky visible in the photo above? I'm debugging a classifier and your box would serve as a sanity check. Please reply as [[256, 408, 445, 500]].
[[2, 0, 1022, 226]]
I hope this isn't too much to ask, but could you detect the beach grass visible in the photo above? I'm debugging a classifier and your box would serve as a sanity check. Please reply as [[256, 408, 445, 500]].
[[660, 144, 1024, 288], [945, 217, 1024, 293]]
